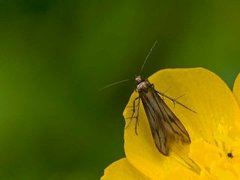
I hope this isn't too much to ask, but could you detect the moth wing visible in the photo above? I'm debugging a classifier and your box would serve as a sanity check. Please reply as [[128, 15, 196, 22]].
[[141, 95, 169, 155], [153, 91, 191, 143], [140, 88, 190, 155]]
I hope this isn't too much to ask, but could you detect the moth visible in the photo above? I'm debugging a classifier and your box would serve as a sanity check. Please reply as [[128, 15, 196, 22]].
[[102, 41, 192, 156], [131, 75, 192, 156]]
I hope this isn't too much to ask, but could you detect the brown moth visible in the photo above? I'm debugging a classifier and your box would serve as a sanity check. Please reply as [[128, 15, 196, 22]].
[[102, 41, 193, 156], [132, 75, 191, 155]]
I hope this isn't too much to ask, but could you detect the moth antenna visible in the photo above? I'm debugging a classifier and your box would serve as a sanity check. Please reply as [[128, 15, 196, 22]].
[[99, 79, 131, 91], [139, 40, 158, 75]]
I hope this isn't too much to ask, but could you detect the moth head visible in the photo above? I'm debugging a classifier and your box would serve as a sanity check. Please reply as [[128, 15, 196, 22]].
[[135, 75, 145, 84]]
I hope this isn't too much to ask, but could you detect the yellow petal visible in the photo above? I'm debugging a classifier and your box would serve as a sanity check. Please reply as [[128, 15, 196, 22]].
[[233, 73, 240, 106], [123, 68, 240, 178], [232, 73, 240, 132], [101, 158, 148, 180]]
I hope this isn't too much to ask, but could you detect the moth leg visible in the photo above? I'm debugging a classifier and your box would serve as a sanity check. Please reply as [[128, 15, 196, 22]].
[[171, 94, 185, 107], [134, 97, 141, 135], [156, 91, 196, 113], [125, 96, 140, 131], [162, 87, 171, 101], [131, 96, 140, 119], [151, 84, 171, 98]]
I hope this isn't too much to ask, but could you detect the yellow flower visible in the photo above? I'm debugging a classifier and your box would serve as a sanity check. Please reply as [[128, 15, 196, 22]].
[[101, 68, 240, 180]]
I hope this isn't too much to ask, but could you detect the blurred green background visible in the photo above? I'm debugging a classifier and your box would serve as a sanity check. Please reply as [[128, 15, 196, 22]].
[[0, 0, 239, 179]]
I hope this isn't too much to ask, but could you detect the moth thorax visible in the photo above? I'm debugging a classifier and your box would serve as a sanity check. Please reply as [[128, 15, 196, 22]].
[[136, 80, 150, 92]]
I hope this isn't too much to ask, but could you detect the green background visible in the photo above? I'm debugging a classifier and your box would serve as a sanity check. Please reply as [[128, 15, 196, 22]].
[[0, 0, 239, 179]]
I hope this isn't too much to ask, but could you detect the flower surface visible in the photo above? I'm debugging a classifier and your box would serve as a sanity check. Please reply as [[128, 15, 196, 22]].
[[101, 68, 240, 180]]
